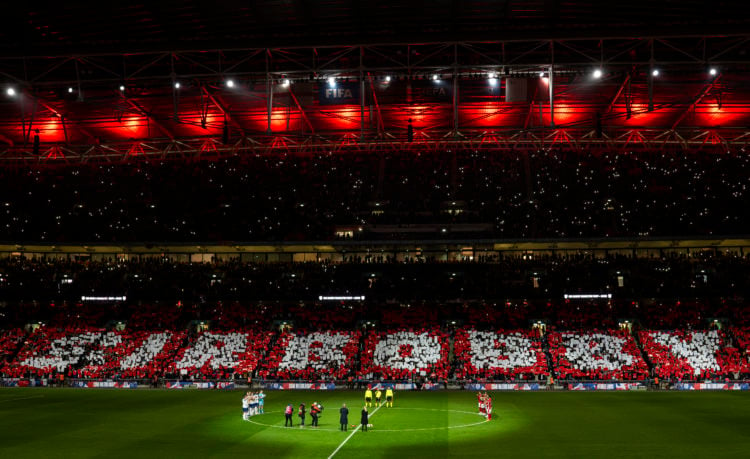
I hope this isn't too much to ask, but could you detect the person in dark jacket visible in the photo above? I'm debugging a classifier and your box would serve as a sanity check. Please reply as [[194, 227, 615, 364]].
[[298, 403, 306, 427], [339, 403, 349, 431], [361, 406, 369, 432], [310, 402, 321, 427]]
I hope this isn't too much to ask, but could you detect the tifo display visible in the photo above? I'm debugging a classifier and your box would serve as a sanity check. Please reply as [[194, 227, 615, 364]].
[[2, 324, 748, 383]]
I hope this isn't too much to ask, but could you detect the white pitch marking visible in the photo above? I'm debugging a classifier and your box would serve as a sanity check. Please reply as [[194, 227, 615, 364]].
[[244, 416, 340, 432], [0, 395, 45, 404], [388, 407, 482, 415], [327, 404, 383, 459], [243, 407, 490, 433], [369, 418, 489, 432]]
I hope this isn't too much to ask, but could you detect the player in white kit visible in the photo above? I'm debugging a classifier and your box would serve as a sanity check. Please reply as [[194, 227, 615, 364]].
[[249, 393, 259, 416], [242, 395, 250, 420]]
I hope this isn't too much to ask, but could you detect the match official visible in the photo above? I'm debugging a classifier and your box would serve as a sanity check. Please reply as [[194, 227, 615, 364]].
[[365, 386, 373, 408], [385, 387, 394, 407]]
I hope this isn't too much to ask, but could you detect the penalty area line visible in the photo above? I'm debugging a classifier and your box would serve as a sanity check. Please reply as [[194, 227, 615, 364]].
[[327, 404, 383, 459]]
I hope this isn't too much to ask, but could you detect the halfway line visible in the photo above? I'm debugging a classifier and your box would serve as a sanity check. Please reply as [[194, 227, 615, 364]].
[[327, 404, 383, 459]]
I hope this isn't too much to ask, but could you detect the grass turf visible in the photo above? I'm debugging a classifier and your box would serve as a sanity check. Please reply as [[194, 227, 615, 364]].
[[1, 388, 749, 458]]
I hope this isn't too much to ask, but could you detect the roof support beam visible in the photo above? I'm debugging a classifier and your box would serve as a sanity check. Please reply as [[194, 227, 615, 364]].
[[0, 133, 14, 146], [367, 73, 385, 135], [122, 97, 175, 140], [605, 73, 631, 114], [23, 91, 98, 143], [524, 83, 540, 130], [671, 74, 721, 130], [200, 86, 246, 137], [287, 85, 314, 134]]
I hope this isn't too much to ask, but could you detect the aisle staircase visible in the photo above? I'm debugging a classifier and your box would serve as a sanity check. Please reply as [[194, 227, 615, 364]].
[[540, 332, 557, 380], [2, 330, 28, 366]]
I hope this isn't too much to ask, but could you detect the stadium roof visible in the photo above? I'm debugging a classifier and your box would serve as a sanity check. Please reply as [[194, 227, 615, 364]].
[[1, 1, 750, 163], [3, 1, 750, 55]]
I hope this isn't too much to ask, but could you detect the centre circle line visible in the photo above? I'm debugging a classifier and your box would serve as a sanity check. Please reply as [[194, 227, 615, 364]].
[[243, 407, 490, 433]]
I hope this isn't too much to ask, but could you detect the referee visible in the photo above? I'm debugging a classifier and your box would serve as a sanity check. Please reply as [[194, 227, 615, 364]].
[[365, 386, 373, 408]]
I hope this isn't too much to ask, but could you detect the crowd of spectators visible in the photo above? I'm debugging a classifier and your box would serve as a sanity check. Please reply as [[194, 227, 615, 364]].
[[260, 330, 361, 380], [1, 319, 749, 381], [3, 251, 750, 302], [548, 330, 649, 380], [169, 331, 262, 380], [638, 330, 736, 380], [359, 328, 451, 380], [0, 328, 23, 362], [453, 329, 548, 380], [7, 326, 103, 377], [733, 328, 750, 355], [0, 326, 188, 380], [1, 149, 749, 242], [3, 297, 750, 336]]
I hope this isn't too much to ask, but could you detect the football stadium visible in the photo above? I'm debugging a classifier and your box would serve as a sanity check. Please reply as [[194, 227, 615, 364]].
[[2, 2, 750, 457]]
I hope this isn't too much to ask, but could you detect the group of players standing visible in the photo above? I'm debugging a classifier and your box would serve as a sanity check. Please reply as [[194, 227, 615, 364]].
[[241, 391, 266, 420], [242, 386, 394, 431], [477, 392, 492, 420], [364, 385, 394, 408]]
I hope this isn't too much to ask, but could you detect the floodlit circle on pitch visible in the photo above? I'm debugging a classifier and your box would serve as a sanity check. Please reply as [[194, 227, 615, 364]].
[[243, 407, 491, 433]]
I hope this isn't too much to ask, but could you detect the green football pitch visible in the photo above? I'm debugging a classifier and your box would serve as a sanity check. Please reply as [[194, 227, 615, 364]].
[[1, 389, 750, 458]]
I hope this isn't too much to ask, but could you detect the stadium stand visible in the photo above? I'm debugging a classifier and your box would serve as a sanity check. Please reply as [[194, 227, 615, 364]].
[[2, 253, 750, 302], [1, 151, 750, 242], [453, 329, 548, 380], [0, 328, 24, 362], [359, 329, 451, 380], [169, 331, 272, 380], [638, 330, 730, 379], [260, 330, 361, 380], [548, 330, 649, 380], [11, 327, 104, 377], [3, 298, 750, 383]]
